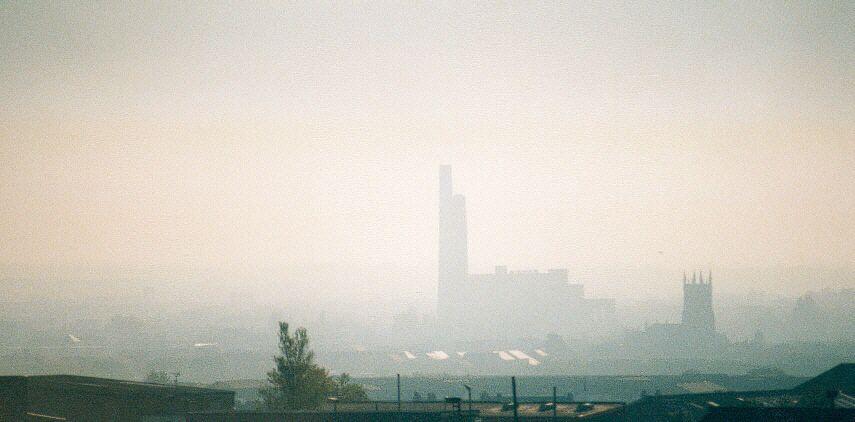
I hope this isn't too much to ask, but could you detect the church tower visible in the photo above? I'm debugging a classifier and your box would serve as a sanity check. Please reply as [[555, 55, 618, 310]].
[[681, 270, 715, 334], [438, 166, 468, 322]]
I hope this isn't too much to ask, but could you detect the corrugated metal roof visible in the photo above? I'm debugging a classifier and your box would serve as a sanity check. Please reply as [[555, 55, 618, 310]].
[[508, 350, 532, 360], [426, 351, 449, 360], [493, 351, 515, 361]]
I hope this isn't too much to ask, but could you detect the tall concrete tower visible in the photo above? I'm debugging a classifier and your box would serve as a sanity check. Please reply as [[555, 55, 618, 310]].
[[681, 271, 715, 333], [438, 166, 468, 321]]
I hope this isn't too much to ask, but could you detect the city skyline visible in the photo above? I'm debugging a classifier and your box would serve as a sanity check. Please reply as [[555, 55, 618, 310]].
[[2, 2, 853, 290], [0, 5, 852, 415]]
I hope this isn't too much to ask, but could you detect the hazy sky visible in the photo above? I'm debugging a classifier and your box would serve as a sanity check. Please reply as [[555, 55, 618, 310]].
[[1, 2, 853, 295]]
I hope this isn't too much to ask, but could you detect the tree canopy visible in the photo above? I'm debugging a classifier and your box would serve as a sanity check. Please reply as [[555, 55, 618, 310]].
[[262, 322, 367, 410], [144, 370, 170, 384], [332, 373, 368, 402]]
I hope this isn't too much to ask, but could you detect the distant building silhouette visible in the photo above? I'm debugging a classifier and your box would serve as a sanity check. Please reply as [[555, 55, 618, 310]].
[[437, 166, 614, 341], [682, 271, 716, 335], [625, 272, 727, 357], [438, 165, 469, 323]]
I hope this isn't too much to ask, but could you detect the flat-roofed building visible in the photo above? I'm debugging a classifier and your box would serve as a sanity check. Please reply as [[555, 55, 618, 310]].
[[437, 166, 615, 341], [0, 374, 234, 421]]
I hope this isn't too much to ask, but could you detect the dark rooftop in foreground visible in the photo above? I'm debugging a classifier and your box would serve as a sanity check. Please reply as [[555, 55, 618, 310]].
[[701, 406, 855, 421], [0, 374, 234, 421], [792, 363, 855, 394], [622, 363, 855, 421]]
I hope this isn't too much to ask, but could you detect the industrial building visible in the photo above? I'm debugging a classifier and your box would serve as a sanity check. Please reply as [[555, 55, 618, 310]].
[[437, 166, 615, 341], [0, 374, 234, 421]]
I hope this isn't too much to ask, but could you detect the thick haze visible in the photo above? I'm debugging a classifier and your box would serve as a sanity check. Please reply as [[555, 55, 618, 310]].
[[1, 1, 853, 305]]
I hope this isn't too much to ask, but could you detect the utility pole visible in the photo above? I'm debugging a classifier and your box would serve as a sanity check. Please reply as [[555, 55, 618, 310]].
[[552, 386, 557, 421], [328, 397, 338, 421], [170, 371, 181, 416], [464, 384, 472, 412], [511, 376, 519, 422], [397, 373, 402, 422]]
